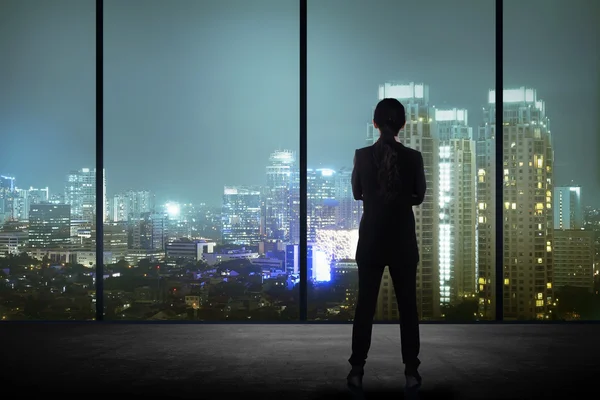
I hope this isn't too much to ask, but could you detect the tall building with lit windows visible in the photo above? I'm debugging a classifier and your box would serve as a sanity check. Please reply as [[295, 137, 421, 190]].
[[109, 190, 154, 222], [28, 203, 71, 249], [477, 87, 554, 320], [65, 168, 106, 223], [307, 168, 337, 242], [553, 229, 594, 292], [221, 186, 262, 246], [334, 168, 362, 230], [432, 108, 477, 305], [554, 186, 582, 230], [0, 175, 16, 224], [366, 82, 440, 320], [9, 186, 49, 222], [265, 150, 296, 242]]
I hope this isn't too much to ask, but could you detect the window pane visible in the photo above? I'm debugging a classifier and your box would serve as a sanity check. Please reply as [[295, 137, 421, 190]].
[[504, 0, 600, 321], [0, 0, 96, 320], [308, 0, 495, 321], [103, 0, 299, 321]]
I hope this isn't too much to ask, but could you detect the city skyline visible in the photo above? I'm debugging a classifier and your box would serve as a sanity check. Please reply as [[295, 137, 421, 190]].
[[0, 0, 598, 324], [1, 0, 598, 207], [1, 84, 597, 211]]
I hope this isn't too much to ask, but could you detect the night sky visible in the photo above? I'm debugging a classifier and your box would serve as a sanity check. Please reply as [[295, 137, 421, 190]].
[[1, 0, 598, 207]]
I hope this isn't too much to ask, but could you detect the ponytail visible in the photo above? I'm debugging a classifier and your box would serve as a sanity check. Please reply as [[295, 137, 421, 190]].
[[374, 125, 401, 203], [372, 98, 406, 202]]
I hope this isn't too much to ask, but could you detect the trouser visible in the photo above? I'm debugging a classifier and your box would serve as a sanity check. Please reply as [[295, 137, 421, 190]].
[[348, 260, 420, 374]]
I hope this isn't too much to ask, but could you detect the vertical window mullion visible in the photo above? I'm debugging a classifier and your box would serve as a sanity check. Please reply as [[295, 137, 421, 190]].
[[495, 0, 504, 322], [95, 0, 104, 322], [299, 0, 308, 321]]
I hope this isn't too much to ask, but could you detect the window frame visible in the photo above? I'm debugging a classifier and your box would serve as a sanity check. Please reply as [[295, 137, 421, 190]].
[[93, 0, 509, 323]]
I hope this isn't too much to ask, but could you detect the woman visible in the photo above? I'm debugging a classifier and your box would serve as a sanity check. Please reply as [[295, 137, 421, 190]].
[[347, 98, 426, 397]]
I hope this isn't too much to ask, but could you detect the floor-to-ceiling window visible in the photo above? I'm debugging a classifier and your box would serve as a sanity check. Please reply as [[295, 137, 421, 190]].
[[3, 0, 598, 324], [0, 0, 96, 321], [503, 0, 600, 321], [102, 0, 300, 321], [306, 0, 496, 322]]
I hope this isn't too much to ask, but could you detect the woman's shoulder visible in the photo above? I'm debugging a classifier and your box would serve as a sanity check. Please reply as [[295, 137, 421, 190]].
[[355, 145, 375, 159]]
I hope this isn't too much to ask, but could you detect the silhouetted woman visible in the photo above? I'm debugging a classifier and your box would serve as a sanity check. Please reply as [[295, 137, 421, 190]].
[[347, 98, 426, 398]]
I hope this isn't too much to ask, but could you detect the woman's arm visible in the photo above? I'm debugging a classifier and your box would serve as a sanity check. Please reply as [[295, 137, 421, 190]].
[[352, 150, 363, 200], [411, 152, 426, 205]]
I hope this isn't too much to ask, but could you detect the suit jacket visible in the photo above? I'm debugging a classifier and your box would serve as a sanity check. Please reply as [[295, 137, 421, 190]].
[[351, 140, 426, 266]]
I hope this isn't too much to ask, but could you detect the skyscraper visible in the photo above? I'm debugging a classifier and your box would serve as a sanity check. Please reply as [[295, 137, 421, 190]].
[[554, 186, 582, 230], [334, 167, 362, 230], [109, 190, 154, 222], [64, 168, 106, 223], [222, 186, 262, 246], [28, 203, 71, 249], [477, 87, 554, 320], [432, 108, 478, 305], [553, 229, 595, 292], [0, 175, 16, 224], [265, 150, 296, 242], [307, 168, 337, 242], [366, 82, 440, 320]]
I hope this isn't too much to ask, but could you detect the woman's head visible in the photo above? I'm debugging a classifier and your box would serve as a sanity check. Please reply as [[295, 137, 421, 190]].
[[373, 98, 406, 138]]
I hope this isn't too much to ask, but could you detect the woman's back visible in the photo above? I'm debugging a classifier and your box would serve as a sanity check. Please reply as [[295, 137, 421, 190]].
[[352, 140, 426, 264]]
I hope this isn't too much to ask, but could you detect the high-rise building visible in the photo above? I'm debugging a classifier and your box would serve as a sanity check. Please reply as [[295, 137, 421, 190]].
[[554, 186, 582, 230], [366, 82, 439, 320], [27, 186, 50, 205], [103, 222, 129, 257], [28, 204, 71, 249], [222, 186, 262, 246], [553, 229, 594, 292], [13, 187, 50, 221], [477, 87, 554, 320], [289, 165, 300, 245], [11, 188, 28, 221], [65, 168, 106, 223], [110, 193, 128, 222], [265, 150, 296, 242], [0, 175, 16, 224], [334, 168, 362, 230], [307, 168, 337, 242], [109, 190, 153, 222], [432, 108, 478, 305]]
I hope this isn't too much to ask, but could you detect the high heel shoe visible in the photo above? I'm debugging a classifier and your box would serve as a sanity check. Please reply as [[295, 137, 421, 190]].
[[346, 366, 365, 399], [404, 370, 422, 400]]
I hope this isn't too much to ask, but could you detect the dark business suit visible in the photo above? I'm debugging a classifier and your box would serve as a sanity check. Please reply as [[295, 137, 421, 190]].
[[348, 139, 427, 372]]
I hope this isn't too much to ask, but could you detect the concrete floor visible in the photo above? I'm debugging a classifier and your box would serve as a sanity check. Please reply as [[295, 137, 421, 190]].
[[0, 323, 598, 399]]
